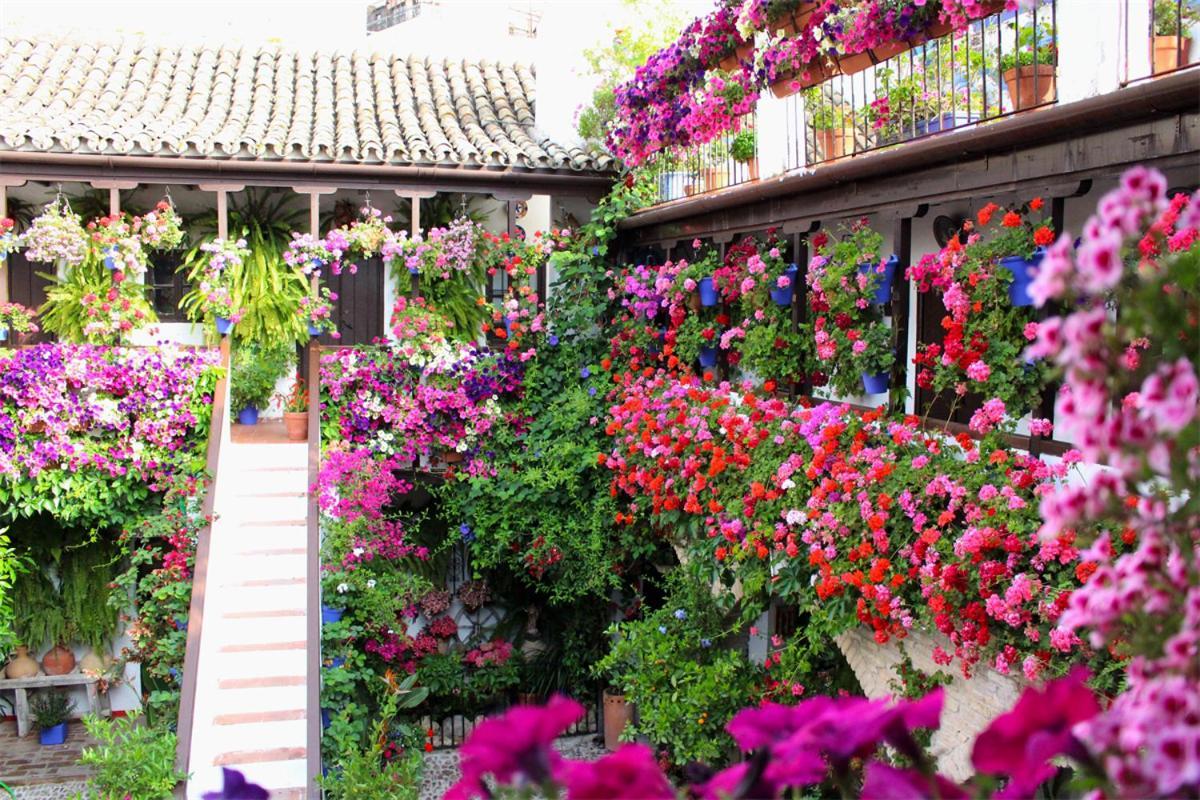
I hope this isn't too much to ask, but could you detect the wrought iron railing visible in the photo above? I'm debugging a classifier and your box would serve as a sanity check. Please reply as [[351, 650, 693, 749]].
[[419, 698, 602, 750], [644, 114, 760, 205], [786, 0, 1058, 169], [1125, 0, 1199, 82], [367, 0, 422, 33]]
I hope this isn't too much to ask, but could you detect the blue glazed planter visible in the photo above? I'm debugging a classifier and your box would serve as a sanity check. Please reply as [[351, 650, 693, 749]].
[[862, 371, 890, 395], [326, 656, 345, 670], [321, 708, 332, 729], [770, 264, 799, 306], [858, 255, 898, 305], [308, 322, 321, 337], [237, 406, 259, 426], [0, 327, 8, 342], [321, 604, 344, 625], [998, 248, 1044, 307], [39, 723, 67, 746], [408, 265, 420, 275], [698, 276, 718, 307], [103, 247, 118, 271], [215, 317, 233, 336], [698, 346, 719, 368]]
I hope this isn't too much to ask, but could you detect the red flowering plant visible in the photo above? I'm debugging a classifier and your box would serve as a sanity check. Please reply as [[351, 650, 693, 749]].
[[807, 221, 895, 396], [909, 203, 1054, 420]]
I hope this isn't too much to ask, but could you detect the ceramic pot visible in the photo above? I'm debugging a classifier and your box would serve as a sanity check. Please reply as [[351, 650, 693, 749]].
[[5, 645, 39, 679], [215, 317, 233, 336], [441, 450, 465, 464], [283, 411, 308, 441], [42, 644, 76, 676], [39, 722, 67, 746], [858, 255, 899, 305], [770, 265, 800, 306], [321, 605, 344, 625], [862, 371, 891, 395], [1003, 64, 1056, 110], [79, 649, 110, 674], [737, 158, 760, 182], [998, 248, 1045, 307], [698, 347, 719, 368], [603, 691, 633, 752], [812, 126, 852, 161], [698, 277, 718, 307], [1153, 35, 1191, 73], [237, 406, 259, 426]]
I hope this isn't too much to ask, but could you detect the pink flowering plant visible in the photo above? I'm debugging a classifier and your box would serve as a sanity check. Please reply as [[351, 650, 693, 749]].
[[193, 238, 248, 325], [0, 302, 38, 336], [807, 222, 895, 396]]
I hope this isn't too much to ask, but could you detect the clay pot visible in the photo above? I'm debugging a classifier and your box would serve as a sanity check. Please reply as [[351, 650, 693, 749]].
[[603, 691, 633, 751], [79, 649, 111, 674], [702, 168, 728, 193], [1153, 35, 1191, 73], [812, 126, 852, 161], [718, 52, 739, 72], [41, 644, 76, 676], [737, 158, 760, 182], [5, 645, 40, 679], [869, 40, 909, 64], [1003, 64, 1056, 110], [441, 450, 465, 464], [835, 50, 874, 76], [283, 411, 308, 442]]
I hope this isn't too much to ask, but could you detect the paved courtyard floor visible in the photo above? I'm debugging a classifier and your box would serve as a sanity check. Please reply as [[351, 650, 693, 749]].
[[0, 718, 94, 798]]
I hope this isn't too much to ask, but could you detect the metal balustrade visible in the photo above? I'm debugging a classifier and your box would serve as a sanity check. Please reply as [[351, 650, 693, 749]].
[[1125, 0, 1199, 82], [643, 115, 760, 205]]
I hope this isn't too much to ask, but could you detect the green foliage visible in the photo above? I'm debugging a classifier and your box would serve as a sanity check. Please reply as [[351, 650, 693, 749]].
[[1154, 0, 1200, 35], [729, 129, 757, 163], [77, 715, 187, 800], [999, 21, 1057, 73], [0, 528, 25, 658], [739, 313, 812, 384], [230, 341, 292, 414], [181, 189, 309, 347], [575, 0, 688, 149], [39, 254, 158, 344], [30, 690, 74, 729]]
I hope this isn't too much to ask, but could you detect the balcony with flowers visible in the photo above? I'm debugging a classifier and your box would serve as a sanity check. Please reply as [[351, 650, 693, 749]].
[[622, 0, 1199, 206]]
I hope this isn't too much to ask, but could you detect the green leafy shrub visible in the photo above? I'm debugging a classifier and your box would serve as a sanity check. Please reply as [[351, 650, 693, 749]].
[[30, 691, 73, 730], [77, 715, 186, 800], [230, 341, 292, 415]]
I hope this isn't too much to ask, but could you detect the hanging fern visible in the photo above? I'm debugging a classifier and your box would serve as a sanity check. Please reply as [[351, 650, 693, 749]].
[[59, 539, 123, 652], [38, 253, 158, 344]]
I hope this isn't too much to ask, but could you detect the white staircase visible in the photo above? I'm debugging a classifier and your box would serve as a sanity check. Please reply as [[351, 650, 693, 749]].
[[186, 440, 312, 799]]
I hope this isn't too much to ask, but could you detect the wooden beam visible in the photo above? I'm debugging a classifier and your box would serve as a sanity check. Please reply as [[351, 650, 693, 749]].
[[198, 184, 245, 241]]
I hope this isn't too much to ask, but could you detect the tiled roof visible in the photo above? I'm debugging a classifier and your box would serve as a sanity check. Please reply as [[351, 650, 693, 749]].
[[0, 33, 613, 172]]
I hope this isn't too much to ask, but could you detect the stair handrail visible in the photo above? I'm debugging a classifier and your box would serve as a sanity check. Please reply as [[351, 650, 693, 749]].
[[305, 340, 322, 793]]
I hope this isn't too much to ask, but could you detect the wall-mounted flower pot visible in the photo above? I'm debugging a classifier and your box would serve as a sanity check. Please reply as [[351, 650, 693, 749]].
[[321, 605, 344, 625], [862, 371, 890, 395], [0, 327, 8, 343], [858, 255, 898, 305], [39, 722, 67, 746], [237, 406, 259, 426], [103, 248, 118, 271], [687, 291, 702, 313], [284, 411, 308, 442], [602, 691, 633, 752], [215, 317, 233, 336], [41, 644, 76, 676], [308, 322, 320, 337], [325, 656, 345, 670], [1003, 64, 1056, 110], [835, 50, 874, 76], [698, 346, 719, 368], [998, 248, 1044, 307], [1153, 35, 1192, 73], [770, 265, 800, 306], [698, 277, 718, 307], [408, 265, 419, 275], [869, 39, 909, 64]]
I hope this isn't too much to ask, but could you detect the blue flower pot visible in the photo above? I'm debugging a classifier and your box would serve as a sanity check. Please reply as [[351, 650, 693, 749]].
[[862, 371, 890, 394], [237, 406, 259, 426], [103, 247, 118, 271], [325, 656, 345, 670], [0, 327, 8, 342], [914, 112, 976, 136], [698, 346, 719, 368], [770, 264, 799, 306], [998, 248, 1044, 307], [215, 317, 233, 336], [698, 276, 718, 307], [310, 258, 324, 273], [858, 255, 898, 305], [39, 723, 67, 746], [321, 604, 344, 625], [408, 266, 420, 275], [321, 708, 332, 729], [308, 322, 320, 337]]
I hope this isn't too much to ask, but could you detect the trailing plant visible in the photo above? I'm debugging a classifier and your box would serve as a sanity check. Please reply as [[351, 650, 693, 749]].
[[0, 528, 24, 659], [77, 714, 187, 800], [0, 302, 38, 335]]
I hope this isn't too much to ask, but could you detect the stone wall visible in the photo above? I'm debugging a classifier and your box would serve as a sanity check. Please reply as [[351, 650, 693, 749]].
[[834, 628, 1024, 781]]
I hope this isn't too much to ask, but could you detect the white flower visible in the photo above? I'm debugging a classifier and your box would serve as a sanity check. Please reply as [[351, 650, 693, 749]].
[[352, 547, 364, 557], [366, 579, 376, 589], [781, 478, 795, 491], [336, 582, 349, 593], [785, 509, 803, 526]]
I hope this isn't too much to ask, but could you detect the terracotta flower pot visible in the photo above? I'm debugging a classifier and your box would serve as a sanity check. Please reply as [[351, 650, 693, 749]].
[[283, 411, 308, 442], [835, 50, 875, 76], [718, 52, 739, 72], [41, 644, 76, 676], [702, 168, 728, 193], [441, 450, 465, 464], [812, 126, 852, 161], [1153, 35, 1191, 73], [603, 691, 633, 751], [737, 158, 760, 181], [869, 40, 909, 64], [1003, 64, 1056, 110], [5, 645, 39, 679]]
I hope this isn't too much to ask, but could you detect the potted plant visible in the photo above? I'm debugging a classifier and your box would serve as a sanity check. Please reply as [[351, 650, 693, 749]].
[[1153, 0, 1199, 73], [1000, 21, 1057, 110], [804, 88, 852, 161], [31, 691, 74, 746], [729, 128, 759, 181], [196, 238, 249, 335], [279, 374, 309, 442], [0, 302, 38, 345], [230, 342, 291, 426]]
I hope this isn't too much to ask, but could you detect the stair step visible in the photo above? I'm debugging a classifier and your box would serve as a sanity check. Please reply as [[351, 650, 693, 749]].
[[211, 650, 306, 679], [211, 684, 306, 714], [214, 708, 306, 726], [217, 675, 305, 690], [220, 640, 306, 654], [202, 718, 307, 753], [215, 615, 307, 644], [190, 760, 309, 793], [213, 583, 307, 613], [225, 576, 306, 588], [214, 552, 306, 581], [221, 608, 305, 620]]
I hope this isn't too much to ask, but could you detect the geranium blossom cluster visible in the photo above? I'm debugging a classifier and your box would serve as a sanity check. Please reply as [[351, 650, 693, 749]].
[[20, 201, 89, 264], [1023, 167, 1200, 797], [196, 238, 248, 322], [0, 344, 219, 492]]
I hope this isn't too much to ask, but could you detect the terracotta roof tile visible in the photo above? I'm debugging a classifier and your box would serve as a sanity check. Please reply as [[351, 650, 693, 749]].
[[0, 32, 614, 172]]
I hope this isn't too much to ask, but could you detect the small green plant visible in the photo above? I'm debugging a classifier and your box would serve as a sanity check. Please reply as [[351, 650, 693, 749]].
[[30, 691, 73, 730], [77, 715, 187, 799], [803, 87, 848, 130], [999, 21, 1057, 72], [729, 129, 757, 163], [229, 341, 291, 415], [1154, 0, 1200, 36]]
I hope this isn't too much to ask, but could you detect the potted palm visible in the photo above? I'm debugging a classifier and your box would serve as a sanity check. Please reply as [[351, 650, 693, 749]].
[[1153, 0, 1199, 73], [279, 374, 309, 442], [31, 691, 74, 746], [1000, 21, 1057, 110]]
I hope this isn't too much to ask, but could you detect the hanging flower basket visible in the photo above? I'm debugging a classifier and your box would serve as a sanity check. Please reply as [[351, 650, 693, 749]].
[[858, 254, 899, 305], [862, 370, 890, 394]]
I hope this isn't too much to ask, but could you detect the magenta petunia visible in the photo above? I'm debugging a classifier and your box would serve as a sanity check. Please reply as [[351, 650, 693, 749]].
[[558, 743, 673, 800], [860, 762, 968, 800]]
